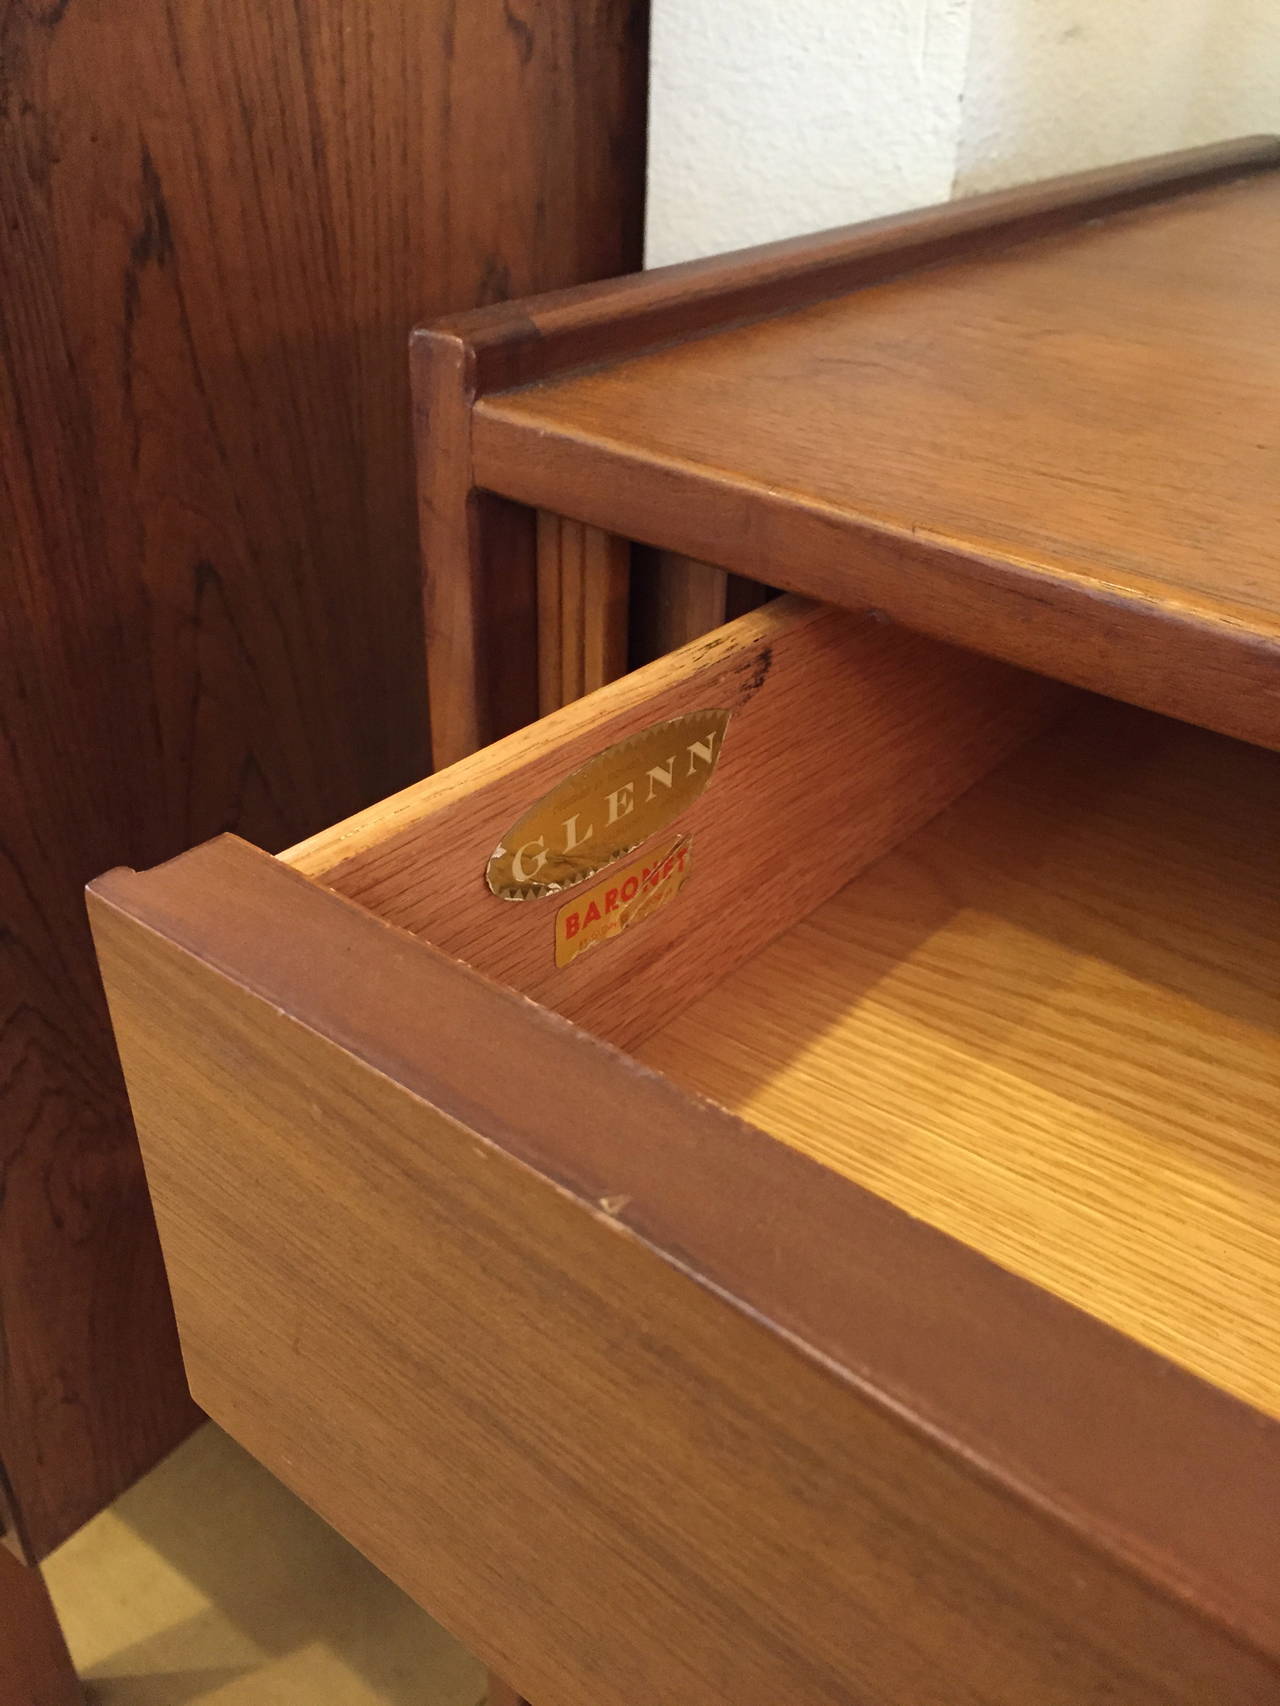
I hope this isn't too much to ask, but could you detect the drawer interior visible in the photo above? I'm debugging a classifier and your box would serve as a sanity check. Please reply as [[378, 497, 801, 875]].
[[639, 699, 1280, 1421], [283, 594, 1279, 1420]]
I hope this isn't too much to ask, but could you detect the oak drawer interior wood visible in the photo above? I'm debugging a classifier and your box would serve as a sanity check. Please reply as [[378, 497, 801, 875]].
[[640, 697, 1280, 1420], [89, 594, 1280, 1704]]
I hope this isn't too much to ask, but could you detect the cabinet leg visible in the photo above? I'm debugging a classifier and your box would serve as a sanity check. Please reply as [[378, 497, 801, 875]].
[[487, 1671, 530, 1706], [0, 1547, 81, 1705]]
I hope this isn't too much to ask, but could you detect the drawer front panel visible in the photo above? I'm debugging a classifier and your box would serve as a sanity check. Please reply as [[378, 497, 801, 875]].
[[89, 839, 1280, 1706]]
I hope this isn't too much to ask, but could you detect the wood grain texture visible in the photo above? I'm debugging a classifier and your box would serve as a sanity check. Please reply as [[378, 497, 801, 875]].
[[629, 553, 772, 665], [415, 331, 544, 767], [285, 598, 1065, 1051], [642, 700, 1280, 1421], [86, 838, 1280, 1703], [474, 162, 1280, 751], [421, 139, 1277, 764], [0, 1551, 80, 1706], [435, 135, 1280, 393], [536, 516, 629, 713], [1, 0, 647, 1557], [649, 550, 728, 651]]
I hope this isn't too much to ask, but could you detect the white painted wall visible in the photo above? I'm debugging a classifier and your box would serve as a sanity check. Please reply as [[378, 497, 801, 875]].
[[645, 0, 971, 264], [957, 0, 1280, 191], [646, 0, 1280, 265]]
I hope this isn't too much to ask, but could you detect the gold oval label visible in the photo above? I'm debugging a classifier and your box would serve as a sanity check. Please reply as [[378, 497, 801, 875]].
[[487, 709, 731, 900]]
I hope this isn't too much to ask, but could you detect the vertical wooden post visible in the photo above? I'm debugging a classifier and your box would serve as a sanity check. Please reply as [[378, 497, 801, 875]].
[[631, 550, 771, 666], [536, 516, 631, 715], [414, 329, 542, 767], [652, 552, 730, 650], [0, 1550, 81, 1706]]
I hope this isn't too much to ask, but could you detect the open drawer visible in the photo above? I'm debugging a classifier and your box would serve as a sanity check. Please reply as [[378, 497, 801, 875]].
[[88, 595, 1280, 1705]]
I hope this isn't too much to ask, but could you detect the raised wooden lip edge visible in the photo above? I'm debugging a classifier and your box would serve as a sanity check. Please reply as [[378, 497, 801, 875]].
[[419, 135, 1280, 394], [411, 136, 1280, 764], [89, 836, 1280, 1673]]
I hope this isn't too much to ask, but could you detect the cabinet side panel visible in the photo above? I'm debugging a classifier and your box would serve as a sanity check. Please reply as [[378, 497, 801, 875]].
[[0, 0, 647, 1556], [0, 1550, 80, 1706]]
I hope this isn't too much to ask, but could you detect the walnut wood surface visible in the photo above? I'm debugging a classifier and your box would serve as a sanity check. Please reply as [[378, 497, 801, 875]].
[[284, 598, 1064, 1051], [435, 135, 1280, 394], [472, 156, 1280, 751], [536, 517, 630, 713], [648, 551, 730, 653], [415, 331, 545, 766], [630, 554, 772, 660], [88, 839, 1280, 1702], [1, 0, 646, 1556], [418, 140, 1280, 766], [643, 699, 1280, 1421], [0, 1551, 80, 1706]]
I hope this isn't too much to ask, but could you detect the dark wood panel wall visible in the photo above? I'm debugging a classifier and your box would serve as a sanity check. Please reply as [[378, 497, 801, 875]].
[[0, 0, 646, 1559]]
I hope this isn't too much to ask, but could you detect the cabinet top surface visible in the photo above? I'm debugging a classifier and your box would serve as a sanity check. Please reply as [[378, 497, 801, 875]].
[[476, 166, 1280, 742]]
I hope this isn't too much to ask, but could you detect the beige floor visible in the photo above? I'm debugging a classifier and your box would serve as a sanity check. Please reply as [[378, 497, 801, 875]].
[[44, 1423, 486, 1706]]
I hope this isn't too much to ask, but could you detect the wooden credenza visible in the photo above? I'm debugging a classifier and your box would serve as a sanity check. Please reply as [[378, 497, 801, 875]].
[[90, 139, 1280, 1705]]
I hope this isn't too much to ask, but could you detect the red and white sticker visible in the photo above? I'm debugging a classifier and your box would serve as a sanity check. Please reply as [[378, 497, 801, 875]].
[[554, 835, 692, 967]]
